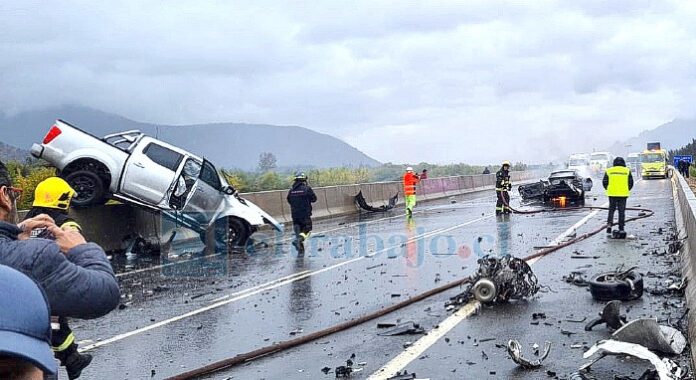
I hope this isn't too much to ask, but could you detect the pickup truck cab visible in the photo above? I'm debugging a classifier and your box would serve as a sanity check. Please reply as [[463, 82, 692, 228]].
[[31, 120, 283, 249]]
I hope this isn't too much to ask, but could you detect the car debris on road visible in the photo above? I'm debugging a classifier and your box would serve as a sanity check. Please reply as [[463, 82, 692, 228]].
[[506, 339, 551, 369], [585, 300, 627, 331], [377, 322, 425, 336], [580, 340, 684, 380], [612, 319, 686, 355], [446, 255, 539, 308], [588, 267, 644, 301]]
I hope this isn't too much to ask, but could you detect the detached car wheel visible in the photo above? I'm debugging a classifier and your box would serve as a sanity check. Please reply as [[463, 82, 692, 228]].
[[214, 217, 251, 252], [472, 278, 497, 303], [589, 271, 643, 301], [64, 170, 106, 207]]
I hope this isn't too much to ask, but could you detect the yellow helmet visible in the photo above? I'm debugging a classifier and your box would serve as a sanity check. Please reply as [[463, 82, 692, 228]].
[[33, 177, 76, 210], [502, 160, 511, 166]]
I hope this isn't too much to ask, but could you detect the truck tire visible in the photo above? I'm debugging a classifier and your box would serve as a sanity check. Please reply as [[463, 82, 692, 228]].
[[589, 271, 643, 301], [64, 170, 106, 207], [214, 217, 251, 253]]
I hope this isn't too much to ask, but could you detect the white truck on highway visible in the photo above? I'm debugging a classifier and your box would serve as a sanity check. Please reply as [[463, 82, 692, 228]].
[[589, 151, 614, 177], [31, 119, 283, 249], [567, 153, 590, 171]]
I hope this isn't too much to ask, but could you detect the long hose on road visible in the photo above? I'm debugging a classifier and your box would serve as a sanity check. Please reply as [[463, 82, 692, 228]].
[[166, 192, 655, 380]]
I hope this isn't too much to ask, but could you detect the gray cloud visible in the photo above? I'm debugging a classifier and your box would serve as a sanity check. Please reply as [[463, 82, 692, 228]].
[[2, 0, 696, 164]]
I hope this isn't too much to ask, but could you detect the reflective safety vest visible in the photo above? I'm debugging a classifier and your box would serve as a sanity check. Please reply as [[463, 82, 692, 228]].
[[403, 172, 419, 196], [605, 166, 631, 197]]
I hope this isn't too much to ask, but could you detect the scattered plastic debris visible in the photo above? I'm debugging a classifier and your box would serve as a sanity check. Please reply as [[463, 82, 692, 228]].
[[585, 301, 626, 331], [581, 340, 683, 380], [612, 319, 687, 355], [506, 339, 551, 369], [377, 322, 425, 336]]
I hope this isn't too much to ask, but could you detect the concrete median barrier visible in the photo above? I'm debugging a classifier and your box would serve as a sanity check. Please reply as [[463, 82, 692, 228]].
[[325, 184, 360, 216], [441, 176, 461, 196], [672, 174, 696, 368], [309, 187, 332, 219], [71, 204, 136, 252], [18, 171, 538, 253]]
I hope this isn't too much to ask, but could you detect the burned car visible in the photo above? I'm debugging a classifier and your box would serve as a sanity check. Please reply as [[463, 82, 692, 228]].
[[518, 170, 592, 206]]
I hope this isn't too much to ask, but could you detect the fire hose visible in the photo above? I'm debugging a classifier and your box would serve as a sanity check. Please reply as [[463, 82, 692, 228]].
[[166, 194, 654, 379]]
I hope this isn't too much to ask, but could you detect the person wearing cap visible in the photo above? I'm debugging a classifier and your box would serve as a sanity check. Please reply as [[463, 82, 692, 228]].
[[0, 264, 57, 379], [287, 172, 317, 255], [495, 161, 512, 215], [0, 161, 119, 356], [23, 177, 91, 379], [403, 167, 420, 216]]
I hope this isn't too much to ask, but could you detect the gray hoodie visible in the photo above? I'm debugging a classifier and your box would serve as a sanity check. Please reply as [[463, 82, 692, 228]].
[[0, 221, 120, 319]]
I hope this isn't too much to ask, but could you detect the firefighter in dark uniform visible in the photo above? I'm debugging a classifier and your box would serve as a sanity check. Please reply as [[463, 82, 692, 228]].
[[23, 177, 92, 379], [287, 172, 317, 255], [603, 157, 634, 238], [495, 161, 512, 215]]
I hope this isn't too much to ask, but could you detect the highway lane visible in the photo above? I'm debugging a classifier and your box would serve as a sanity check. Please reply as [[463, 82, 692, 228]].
[[68, 177, 691, 379]]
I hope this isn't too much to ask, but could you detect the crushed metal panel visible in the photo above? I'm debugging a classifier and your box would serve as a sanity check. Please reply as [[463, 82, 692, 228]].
[[612, 319, 687, 355], [582, 340, 683, 380], [355, 191, 398, 212], [507, 339, 551, 369]]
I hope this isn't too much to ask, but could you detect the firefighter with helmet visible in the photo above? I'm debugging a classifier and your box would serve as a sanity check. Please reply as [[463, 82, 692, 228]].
[[495, 161, 512, 215], [23, 177, 92, 379], [287, 172, 317, 255]]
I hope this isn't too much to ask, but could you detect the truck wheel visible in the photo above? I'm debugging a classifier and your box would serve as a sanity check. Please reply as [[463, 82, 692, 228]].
[[214, 217, 250, 252], [64, 170, 106, 207]]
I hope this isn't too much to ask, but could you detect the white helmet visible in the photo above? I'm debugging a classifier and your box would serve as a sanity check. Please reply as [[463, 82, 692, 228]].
[[406, 166, 414, 172]]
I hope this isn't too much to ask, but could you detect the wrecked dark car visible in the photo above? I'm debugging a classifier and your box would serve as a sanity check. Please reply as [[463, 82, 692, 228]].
[[519, 170, 593, 206]]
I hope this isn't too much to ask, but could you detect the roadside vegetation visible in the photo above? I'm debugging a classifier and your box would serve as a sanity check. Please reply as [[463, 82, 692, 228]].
[[3, 153, 528, 202]]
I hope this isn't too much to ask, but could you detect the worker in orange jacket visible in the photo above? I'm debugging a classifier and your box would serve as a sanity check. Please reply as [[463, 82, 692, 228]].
[[403, 166, 420, 216]]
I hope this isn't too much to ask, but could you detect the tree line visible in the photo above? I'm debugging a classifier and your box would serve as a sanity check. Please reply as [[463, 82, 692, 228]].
[[2, 152, 528, 208]]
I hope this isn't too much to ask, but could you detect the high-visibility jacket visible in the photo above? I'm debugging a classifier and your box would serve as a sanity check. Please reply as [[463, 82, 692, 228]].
[[403, 172, 420, 196], [604, 166, 632, 197]]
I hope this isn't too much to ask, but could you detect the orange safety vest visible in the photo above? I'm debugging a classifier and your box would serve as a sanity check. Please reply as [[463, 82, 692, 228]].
[[403, 172, 419, 196]]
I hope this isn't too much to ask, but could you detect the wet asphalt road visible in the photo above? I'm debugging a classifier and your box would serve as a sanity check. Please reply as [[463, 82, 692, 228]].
[[69, 176, 691, 380]]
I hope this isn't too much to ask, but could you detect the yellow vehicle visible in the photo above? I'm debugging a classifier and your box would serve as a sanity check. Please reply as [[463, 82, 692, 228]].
[[639, 149, 669, 179]]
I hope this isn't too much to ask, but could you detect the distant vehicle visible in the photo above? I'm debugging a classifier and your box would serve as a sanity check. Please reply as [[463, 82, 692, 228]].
[[567, 153, 590, 171], [31, 120, 283, 248], [589, 152, 613, 176], [626, 152, 640, 173], [639, 144, 669, 179], [518, 170, 593, 206]]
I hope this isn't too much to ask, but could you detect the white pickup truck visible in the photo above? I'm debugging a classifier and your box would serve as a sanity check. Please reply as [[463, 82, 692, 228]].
[[31, 119, 283, 248]]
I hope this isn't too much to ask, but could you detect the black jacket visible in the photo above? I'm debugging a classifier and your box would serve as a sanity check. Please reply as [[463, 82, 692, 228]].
[[495, 169, 511, 191], [602, 157, 634, 191], [0, 221, 120, 319], [287, 181, 317, 220]]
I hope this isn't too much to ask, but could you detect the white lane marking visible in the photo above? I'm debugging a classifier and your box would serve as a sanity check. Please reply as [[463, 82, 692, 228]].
[[367, 204, 607, 379], [83, 214, 494, 352], [115, 194, 493, 278]]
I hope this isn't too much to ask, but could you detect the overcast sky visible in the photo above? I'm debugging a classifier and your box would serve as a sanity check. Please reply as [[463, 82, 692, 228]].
[[2, 1, 696, 164]]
